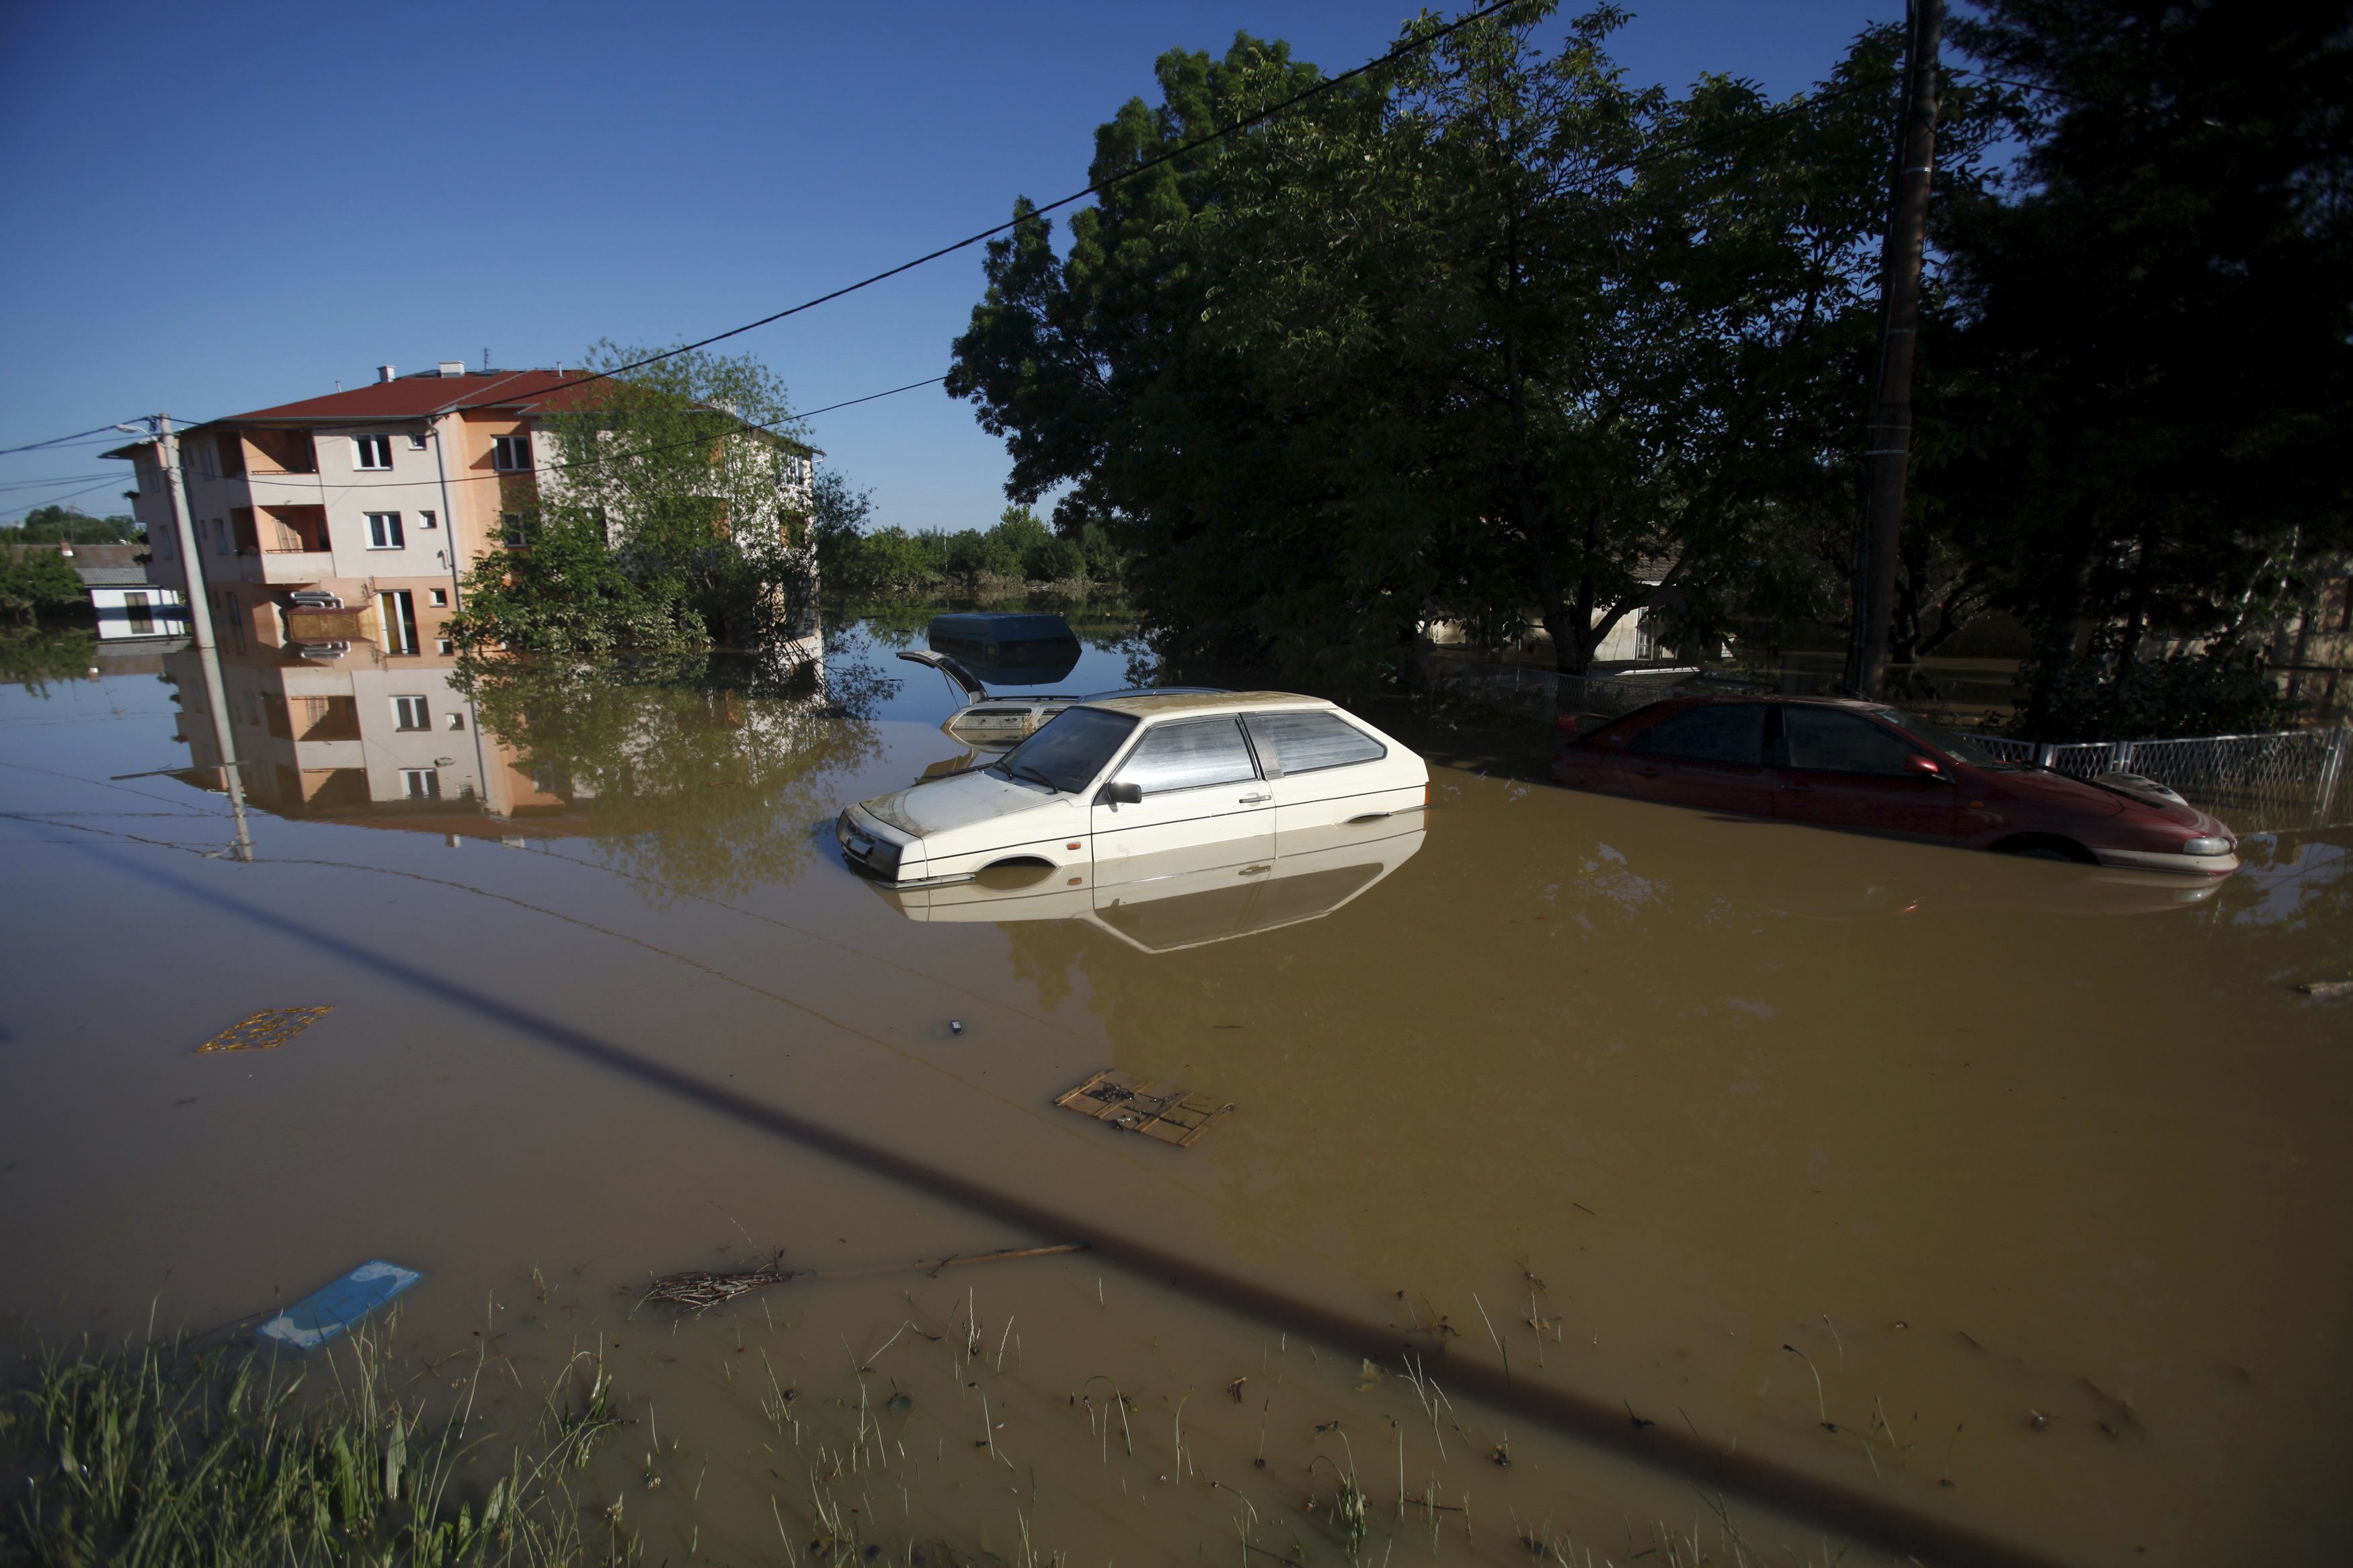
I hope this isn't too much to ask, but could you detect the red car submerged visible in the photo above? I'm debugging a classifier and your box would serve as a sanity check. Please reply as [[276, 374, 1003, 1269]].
[[1552, 696, 2239, 876]]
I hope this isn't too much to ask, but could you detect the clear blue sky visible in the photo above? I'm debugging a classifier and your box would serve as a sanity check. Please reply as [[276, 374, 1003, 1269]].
[[0, 1, 1900, 532]]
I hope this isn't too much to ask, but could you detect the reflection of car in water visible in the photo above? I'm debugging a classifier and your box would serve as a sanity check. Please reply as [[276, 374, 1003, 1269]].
[[895, 649, 1224, 748], [1587, 815, 2227, 919], [838, 692, 1429, 889], [870, 820, 1427, 953], [1554, 696, 2240, 876]]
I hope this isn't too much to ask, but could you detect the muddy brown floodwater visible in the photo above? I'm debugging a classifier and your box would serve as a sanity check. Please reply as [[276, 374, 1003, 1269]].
[[2, 620, 2349, 1568]]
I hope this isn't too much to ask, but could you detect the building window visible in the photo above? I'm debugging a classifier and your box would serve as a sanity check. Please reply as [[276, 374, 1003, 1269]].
[[210, 518, 231, 556], [436, 636, 455, 655], [365, 512, 404, 550], [378, 590, 419, 655], [393, 695, 430, 731], [445, 712, 466, 731], [407, 431, 428, 450], [417, 509, 437, 530], [493, 434, 533, 472], [502, 513, 528, 548], [212, 589, 245, 654], [354, 435, 393, 470], [125, 592, 153, 634], [428, 587, 448, 608], [401, 768, 441, 801]]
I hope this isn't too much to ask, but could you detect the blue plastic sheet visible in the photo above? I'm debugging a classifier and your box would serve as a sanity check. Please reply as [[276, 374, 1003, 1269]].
[[255, 1260, 422, 1350]]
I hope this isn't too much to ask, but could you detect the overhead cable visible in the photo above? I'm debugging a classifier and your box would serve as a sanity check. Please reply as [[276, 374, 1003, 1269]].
[[432, 0, 1530, 415]]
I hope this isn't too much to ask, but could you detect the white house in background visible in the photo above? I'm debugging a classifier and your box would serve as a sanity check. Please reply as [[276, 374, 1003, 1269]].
[[71, 544, 188, 640], [1, 541, 188, 639]]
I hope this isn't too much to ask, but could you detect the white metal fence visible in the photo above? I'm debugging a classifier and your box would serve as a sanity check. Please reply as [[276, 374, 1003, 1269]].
[[1427, 655, 2353, 825], [1968, 728, 2349, 809]]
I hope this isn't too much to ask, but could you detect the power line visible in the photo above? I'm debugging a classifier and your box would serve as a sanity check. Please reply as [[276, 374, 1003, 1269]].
[[434, 0, 1529, 416], [795, 376, 946, 419], [160, 372, 950, 500], [0, 421, 144, 459], [1, 477, 126, 520], [0, 472, 115, 492], [147, 55, 1915, 505]]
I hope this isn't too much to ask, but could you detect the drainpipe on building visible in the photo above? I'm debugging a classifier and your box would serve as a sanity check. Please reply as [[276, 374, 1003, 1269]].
[[157, 413, 253, 861]]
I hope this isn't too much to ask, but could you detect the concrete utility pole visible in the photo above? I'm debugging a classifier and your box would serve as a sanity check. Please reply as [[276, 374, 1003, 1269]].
[[1844, 0, 1945, 701], [156, 414, 253, 859]]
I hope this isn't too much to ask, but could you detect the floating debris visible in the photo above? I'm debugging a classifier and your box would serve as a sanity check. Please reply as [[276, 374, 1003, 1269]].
[[2296, 979, 2352, 999], [256, 1260, 421, 1350], [642, 1243, 1088, 1317], [643, 1254, 797, 1316], [197, 1005, 333, 1055], [1053, 1069, 1235, 1148]]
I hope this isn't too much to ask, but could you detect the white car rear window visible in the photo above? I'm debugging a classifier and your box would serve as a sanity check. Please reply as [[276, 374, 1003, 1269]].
[[1244, 711, 1386, 776], [1118, 718, 1259, 795]]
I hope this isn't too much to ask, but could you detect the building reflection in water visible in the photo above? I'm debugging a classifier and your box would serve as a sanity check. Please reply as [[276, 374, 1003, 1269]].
[[159, 620, 893, 905]]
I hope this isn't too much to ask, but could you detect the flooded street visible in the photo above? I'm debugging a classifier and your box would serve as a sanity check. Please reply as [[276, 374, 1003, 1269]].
[[3, 618, 2350, 1567]]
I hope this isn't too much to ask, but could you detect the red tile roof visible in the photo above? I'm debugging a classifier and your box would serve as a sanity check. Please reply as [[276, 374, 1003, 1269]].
[[216, 370, 602, 425]]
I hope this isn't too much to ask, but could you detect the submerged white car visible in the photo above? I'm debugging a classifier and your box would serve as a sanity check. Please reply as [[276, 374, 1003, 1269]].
[[836, 692, 1429, 888]]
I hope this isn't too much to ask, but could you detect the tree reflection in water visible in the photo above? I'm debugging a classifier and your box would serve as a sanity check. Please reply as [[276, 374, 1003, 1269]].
[[457, 639, 892, 904]]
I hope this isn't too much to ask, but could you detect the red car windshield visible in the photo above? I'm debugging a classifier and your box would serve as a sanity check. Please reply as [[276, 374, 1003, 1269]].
[[1873, 706, 2019, 768]]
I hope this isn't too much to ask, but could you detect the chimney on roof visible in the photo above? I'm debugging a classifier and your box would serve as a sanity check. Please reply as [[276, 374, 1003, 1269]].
[[438, 360, 465, 377], [376, 364, 396, 384]]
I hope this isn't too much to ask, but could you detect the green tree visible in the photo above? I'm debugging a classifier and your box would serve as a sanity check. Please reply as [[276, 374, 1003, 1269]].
[[454, 343, 815, 654], [947, 5, 2003, 679], [1934, 0, 2353, 734], [13, 506, 139, 544], [0, 548, 86, 621]]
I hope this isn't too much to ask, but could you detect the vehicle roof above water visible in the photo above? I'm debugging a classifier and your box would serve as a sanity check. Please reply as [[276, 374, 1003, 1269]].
[[1629, 693, 1886, 712], [930, 612, 1077, 641], [1078, 690, 1341, 719]]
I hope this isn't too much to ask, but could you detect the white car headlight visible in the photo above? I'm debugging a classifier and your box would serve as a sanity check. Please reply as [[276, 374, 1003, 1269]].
[[2182, 836, 2232, 856]]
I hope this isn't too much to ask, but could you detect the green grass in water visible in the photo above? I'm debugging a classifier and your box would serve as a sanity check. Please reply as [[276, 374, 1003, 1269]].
[[1, 1319, 634, 1567]]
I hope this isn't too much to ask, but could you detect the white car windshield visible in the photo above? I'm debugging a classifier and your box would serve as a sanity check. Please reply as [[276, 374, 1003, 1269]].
[[992, 707, 1138, 793]]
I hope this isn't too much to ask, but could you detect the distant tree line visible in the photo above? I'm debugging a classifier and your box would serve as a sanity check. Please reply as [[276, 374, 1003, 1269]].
[[813, 487, 1127, 599], [7, 505, 141, 544], [945, 0, 2352, 735]]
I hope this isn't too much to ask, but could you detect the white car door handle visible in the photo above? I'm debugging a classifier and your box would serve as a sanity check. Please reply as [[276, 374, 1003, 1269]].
[[1240, 792, 1271, 804]]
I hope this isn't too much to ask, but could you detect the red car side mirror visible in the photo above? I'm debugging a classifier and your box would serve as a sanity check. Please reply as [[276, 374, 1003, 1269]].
[[1903, 755, 1950, 782]]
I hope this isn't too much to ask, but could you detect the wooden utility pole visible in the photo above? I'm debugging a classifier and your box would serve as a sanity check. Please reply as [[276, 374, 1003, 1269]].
[[156, 413, 253, 859], [1844, 0, 1945, 700]]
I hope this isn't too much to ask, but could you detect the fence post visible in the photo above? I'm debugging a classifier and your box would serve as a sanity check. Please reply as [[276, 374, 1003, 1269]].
[[2319, 727, 2348, 821], [2037, 743, 2056, 768]]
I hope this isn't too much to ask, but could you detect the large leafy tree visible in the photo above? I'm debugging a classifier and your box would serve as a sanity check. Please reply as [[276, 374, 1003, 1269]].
[[1934, 0, 2353, 732], [948, 3, 2004, 679], [454, 344, 815, 655]]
